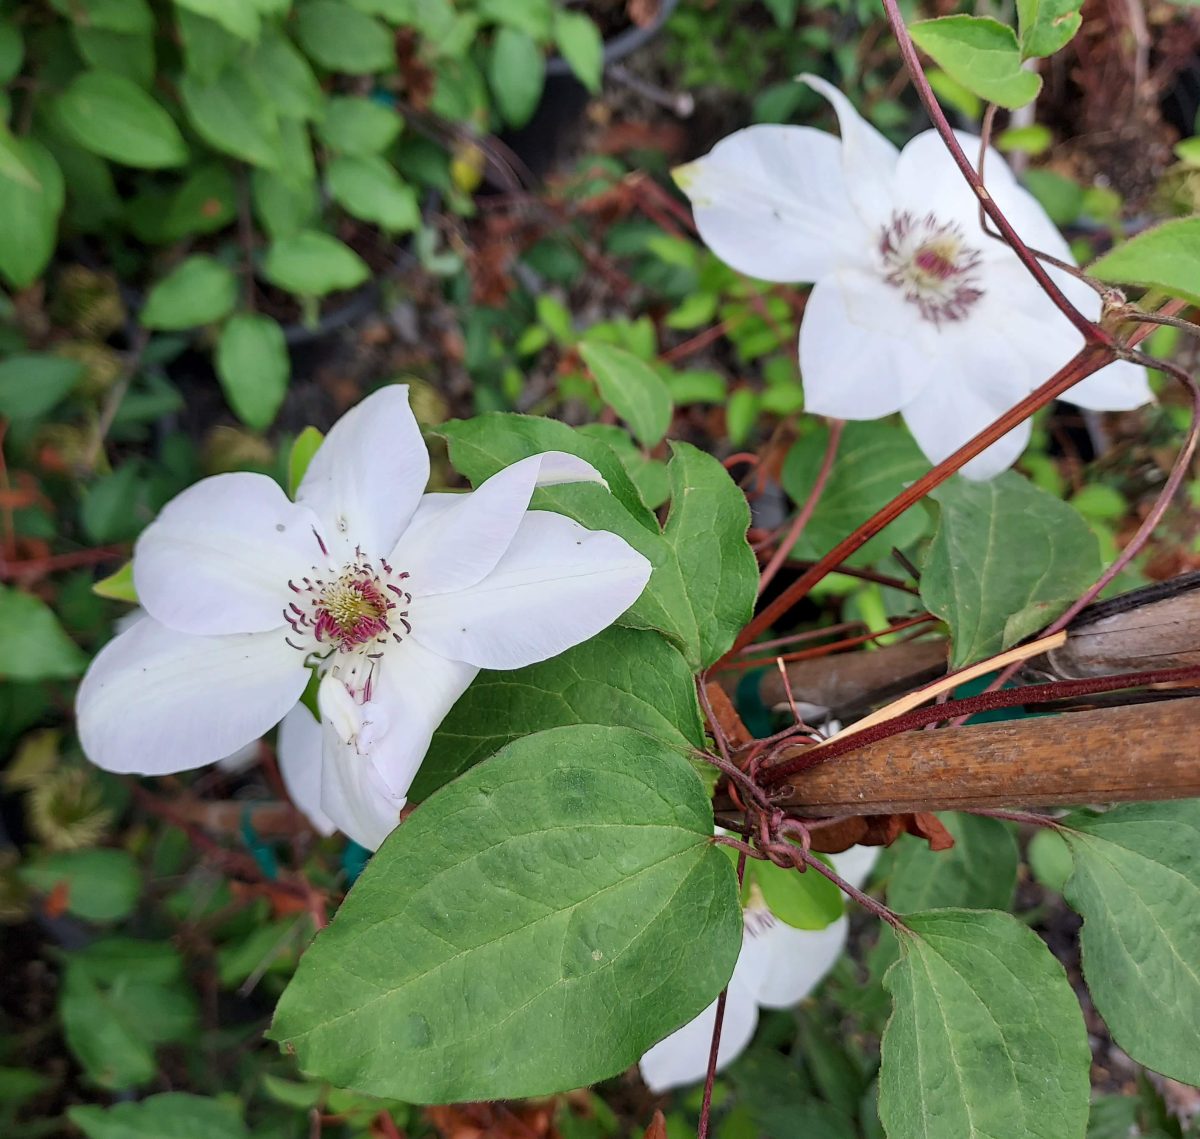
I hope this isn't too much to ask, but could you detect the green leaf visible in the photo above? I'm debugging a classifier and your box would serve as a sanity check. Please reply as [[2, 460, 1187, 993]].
[[488, 28, 545, 128], [287, 426, 324, 495], [161, 162, 237, 241], [70, 26, 155, 87], [140, 256, 238, 330], [252, 167, 318, 238], [81, 465, 144, 543], [1060, 801, 1200, 1083], [20, 849, 141, 923], [554, 10, 602, 93], [0, 137, 62, 288], [661, 442, 757, 667], [296, 1, 395, 74], [888, 814, 1019, 912], [252, 27, 324, 120], [1016, 0, 1083, 58], [750, 856, 844, 930], [261, 230, 369, 296], [0, 585, 86, 681], [60, 942, 197, 1090], [327, 154, 420, 232], [57, 71, 187, 168], [177, 8, 243, 80], [1088, 218, 1200, 308], [270, 724, 741, 1102], [579, 341, 673, 447], [180, 68, 284, 168], [215, 313, 290, 430], [0, 17, 24, 85], [93, 561, 138, 603], [0, 353, 85, 420], [478, 0, 551, 37], [50, 0, 154, 33], [0, 122, 40, 191], [70, 1093, 251, 1139], [921, 472, 1101, 668], [909, 16, 1042, 110], [414, 626, 705, 801], [1027, 828, 1072, 893], [1023, 169, 1084, 226], [781, 420, 930, 567], [880, 910, 1090, 1139], [316, 96, 402, 154], [175, 0, 261, 41]]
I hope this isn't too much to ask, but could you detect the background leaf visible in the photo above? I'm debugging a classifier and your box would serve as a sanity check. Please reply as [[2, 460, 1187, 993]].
[[1061, 802, 1200, 1083], [260, 230, 369, 296], [887, 814, 1018, 912], [296, 1, 394, 74], [1088, 218, 1200, 308], [781, 420, 930, 567], [180, 69, 283, 168], [270, 724, 741, 1103], [0, 138, 64, 287], [921, 472, 1100, 667], [140, 256, 238, 329], [554, 10, 603, 93], [1016, 0, 1084, 58], [57, 71, 187, 168], [70, 1092, 251, 1139], [215, 313, 290, 430], [20, 849, 141, 922], [489, 28, 545, 128], [580, 341, 674, 448], [909, 17, 1042, 109], [0, 353, 85, 420], [880, 909, 1090, 1139], [0, 585, 86, 680]]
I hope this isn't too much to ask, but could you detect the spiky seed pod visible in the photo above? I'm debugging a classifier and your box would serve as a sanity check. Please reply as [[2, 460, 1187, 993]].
[[51, 265, 127, 339], [27, 767, 114, 852]]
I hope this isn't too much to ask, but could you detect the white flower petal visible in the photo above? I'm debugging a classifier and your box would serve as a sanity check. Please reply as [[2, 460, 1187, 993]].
[[277, 703, 337, 836], [350, 640, 478, 814], [830, 844, 879, 891], [800, 74, 900, 226], [317, 675, 406, 849], [411, 510, 651, 670], [1065, 357, 1153, 411], [638, 976, 760, 1093], [133, 472, 324, 635], [751, 915, 850, 1009], [900, 329, 1034, 479], [76, 618, 307, 775], [398, 452, 604, 598], [676, 124, 870, 282], [892, 130, 1073, 265], [798, 270, 936, 419], [296, 385, 430, 562]]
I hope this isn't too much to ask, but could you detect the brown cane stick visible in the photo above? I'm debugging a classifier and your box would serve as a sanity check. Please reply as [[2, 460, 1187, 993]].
[[753, 698, 1200, 815]]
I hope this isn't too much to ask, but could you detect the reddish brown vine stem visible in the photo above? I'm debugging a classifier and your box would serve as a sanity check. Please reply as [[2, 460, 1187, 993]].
[[722, 344, 1115, 658]]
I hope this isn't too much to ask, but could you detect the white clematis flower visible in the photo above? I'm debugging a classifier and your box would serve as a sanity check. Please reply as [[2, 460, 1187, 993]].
[[76, 385, 652, 850], [674, 76, 1152, 480], [639, 844, 878, 1093]]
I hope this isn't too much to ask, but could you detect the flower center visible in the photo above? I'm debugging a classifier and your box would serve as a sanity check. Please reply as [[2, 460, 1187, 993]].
[[284, 552, 412, 657], [878, 211, 984, 325]]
